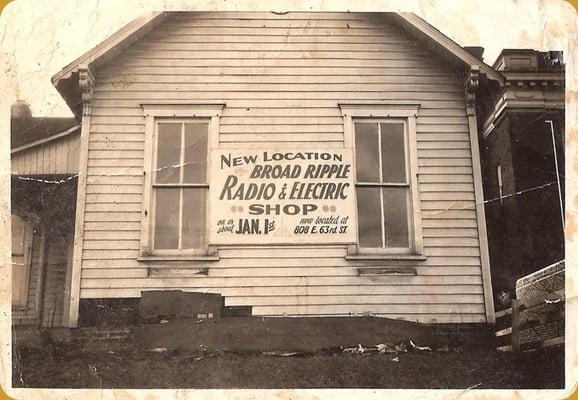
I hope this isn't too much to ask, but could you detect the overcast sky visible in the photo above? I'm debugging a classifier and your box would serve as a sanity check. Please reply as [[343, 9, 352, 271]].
[[0, 0, 575, 117]]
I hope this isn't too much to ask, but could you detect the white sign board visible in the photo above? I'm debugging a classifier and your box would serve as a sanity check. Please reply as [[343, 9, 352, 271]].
[[209, 148, 356, 244]]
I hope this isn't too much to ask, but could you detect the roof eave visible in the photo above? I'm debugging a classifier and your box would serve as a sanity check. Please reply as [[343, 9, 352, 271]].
[[51, 12, 168, 117], [393, 12, 506, 85]]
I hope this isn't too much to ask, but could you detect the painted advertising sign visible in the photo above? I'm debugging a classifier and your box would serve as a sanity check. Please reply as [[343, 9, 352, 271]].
[[209, 148, 356, 244]]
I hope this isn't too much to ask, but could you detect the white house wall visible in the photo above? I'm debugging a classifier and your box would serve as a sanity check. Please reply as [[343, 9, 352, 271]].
[[79, 12, 486, 323]]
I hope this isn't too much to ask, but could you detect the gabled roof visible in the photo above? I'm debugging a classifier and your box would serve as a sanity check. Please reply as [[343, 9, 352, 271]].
[[52, 11, 505, 117]]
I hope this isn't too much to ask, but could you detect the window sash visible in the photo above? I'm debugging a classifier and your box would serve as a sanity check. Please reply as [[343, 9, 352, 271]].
[[152, 187, 208, 251], [354, 120, 408, 186], [356, 186, 411, 251], [154, 120, 209, 186]]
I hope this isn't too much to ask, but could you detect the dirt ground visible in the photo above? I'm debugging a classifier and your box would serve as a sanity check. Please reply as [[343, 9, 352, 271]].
[[13, 345, 564, 389]]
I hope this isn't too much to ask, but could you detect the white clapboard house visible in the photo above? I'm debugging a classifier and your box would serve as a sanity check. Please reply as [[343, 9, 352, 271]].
[[14, 12, 508, 327]]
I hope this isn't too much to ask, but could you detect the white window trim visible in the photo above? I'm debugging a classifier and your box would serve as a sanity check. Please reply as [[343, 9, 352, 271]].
[[140, 104, 224, 261], [340, 103, 424, 258]]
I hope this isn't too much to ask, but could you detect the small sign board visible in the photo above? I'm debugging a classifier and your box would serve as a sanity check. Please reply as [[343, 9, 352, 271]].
[[516, 261, 565, 349], [209, 148, 356, 244]]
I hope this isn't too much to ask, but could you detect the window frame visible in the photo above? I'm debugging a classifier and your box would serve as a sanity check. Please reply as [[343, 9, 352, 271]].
[[140, 104, 224, 260], [340, 103, 424, 258]]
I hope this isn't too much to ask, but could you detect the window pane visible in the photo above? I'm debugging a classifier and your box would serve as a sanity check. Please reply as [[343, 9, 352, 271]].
[[182, 188, 207, 249], [156, 123, 181, 184], [380, 123, 406, 183], [356, 187, 382, 247], [183, 123, 208, 183], [382, 187, 409, 248], [354, 123, 380, 182], [154, 188, 180, 249]]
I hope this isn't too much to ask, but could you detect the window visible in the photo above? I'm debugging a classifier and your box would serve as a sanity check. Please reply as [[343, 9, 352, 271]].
[[12, 214, 33, 308], [152, 121, 208, 251], [496, 164, 504, 205], [140, 104, 224, 259], [340, 103, 423, 257], [355, 120, 411, 250]]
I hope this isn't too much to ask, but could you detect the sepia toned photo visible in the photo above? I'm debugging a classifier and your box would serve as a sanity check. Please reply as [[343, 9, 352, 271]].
[[2, 1, 574, 396]]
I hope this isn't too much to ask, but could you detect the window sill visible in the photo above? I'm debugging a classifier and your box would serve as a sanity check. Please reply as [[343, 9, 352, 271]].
[[137, 255, 220, 262], [346, 254, 426, 261], [148, 266, 209, 277], [357, 267, 417, 276]]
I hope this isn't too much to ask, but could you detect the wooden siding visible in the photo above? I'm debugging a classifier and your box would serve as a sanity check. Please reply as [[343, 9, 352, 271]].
[[11, 133, 80, 176], [80, 12, 486, 323]]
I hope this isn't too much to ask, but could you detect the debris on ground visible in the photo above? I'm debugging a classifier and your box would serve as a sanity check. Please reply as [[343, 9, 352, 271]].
[[262, 351, 305, 357], [146, 347, 168, 353], [181, 342, 435, 359], [376, 342, 408, 354], [343, 341, 414, 355], [342, 344, 366, 354], [409, 340, 432, 351]]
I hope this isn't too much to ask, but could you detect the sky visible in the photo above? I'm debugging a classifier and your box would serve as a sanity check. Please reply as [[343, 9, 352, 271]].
[[0, 0, 575, 117]]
